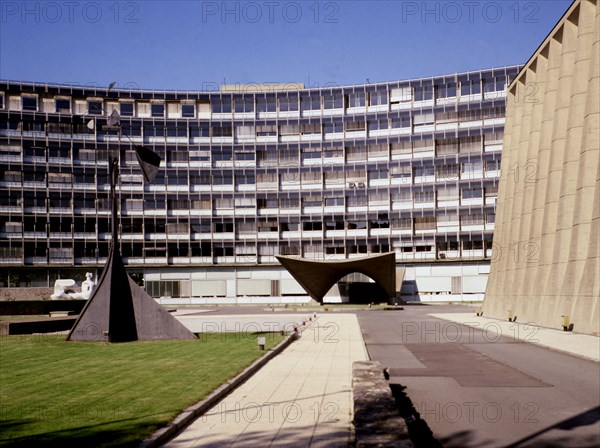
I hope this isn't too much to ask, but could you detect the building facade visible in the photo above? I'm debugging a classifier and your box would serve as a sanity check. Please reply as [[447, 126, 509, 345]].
[[485, 0, 599, 334], [0, 66, 520, 304]]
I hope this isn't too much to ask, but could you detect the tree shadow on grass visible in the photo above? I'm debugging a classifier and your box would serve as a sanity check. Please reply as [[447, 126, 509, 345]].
[[0, 413, 167, 448]]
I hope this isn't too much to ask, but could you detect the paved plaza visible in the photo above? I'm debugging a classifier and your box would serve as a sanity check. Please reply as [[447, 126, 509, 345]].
[[165, 314, 368, 448]]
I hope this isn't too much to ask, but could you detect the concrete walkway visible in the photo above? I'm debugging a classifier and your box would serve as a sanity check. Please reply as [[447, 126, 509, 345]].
[[430, 312, 600, 362], [164, 314, 368, 448]]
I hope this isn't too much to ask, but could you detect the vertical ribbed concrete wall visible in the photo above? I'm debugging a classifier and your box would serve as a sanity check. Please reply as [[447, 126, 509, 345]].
[[485, 0, 599, 335]]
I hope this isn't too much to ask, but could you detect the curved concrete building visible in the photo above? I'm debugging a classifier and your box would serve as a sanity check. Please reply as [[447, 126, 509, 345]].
[[484, 0, 599, 335], [0, 67, 520, 304]]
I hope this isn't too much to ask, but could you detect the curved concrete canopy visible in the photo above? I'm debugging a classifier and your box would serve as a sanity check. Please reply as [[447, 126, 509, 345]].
[[276, 252, 397, 303]]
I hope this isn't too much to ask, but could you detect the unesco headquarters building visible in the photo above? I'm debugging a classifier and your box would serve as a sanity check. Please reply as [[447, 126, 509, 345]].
[[0, 65, 521, 304]]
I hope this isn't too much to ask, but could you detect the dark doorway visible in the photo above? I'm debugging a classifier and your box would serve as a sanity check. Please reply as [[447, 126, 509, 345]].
[[348, 282, 389, 304]]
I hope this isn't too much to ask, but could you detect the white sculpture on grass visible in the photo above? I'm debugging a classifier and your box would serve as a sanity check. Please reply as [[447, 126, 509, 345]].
[[51, 273, 96, 300]]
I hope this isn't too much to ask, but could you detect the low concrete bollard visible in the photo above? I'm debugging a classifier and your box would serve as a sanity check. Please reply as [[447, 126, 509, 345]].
[[352, 360, 414, 448]]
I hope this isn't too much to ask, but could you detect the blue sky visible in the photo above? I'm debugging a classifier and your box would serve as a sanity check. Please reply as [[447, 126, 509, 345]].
[[1, 1, 572, 90]]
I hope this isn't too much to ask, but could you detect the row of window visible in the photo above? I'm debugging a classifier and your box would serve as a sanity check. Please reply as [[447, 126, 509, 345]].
[[1, 78, 509, 117], [0, 238, 494, 263], [0, 211, 495, 235], [1, 107, 506, 140], [1, 162, 499, 187]]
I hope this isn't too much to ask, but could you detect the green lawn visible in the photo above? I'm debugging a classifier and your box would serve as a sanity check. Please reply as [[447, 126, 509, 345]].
[[0, 332, 284, 447]]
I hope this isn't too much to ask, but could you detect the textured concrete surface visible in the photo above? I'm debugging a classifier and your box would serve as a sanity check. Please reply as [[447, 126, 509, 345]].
[[352, 361, 413, 448], [358, 306, 600, 448], [431, 312, 600, 362], [485, 0, 600, 335]]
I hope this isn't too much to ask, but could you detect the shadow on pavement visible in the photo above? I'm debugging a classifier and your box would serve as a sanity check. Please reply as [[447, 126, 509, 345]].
[[504, 406, 600, 448], [389, 383, 443, 448]]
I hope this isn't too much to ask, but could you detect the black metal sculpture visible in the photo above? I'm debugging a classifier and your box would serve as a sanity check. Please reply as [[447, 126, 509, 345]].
[[67, 106, 196, 342]]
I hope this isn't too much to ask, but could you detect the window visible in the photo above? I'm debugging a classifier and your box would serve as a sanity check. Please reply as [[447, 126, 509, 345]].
[[461, 79, 481, 95], [460, 136, 482, 153], [302, 148, 322, 159], [279, 97, 298, 112], [368, 192, 388, 205], [436, 164, 459, 178], [436, 83, 457, 98], [436, 138, 459, 155], [414, 85, 433, 101], [213, 174, 233, 185], [369, 91, 388, 106], [347, 220, 367, 229], [22, 96, 38, 111], [235, 197, 256, 208], [303, 221, 322, 231], [324, 123, 343, 134], [391, 86, 412, 103], [391, 141, 412, 156], [212, 97, 232, 113], [301, 172, 322, 183], [145, 125, 165, 137], [55, 99, 70, 113], [181, 104, 195, 117], [345, 121, 366, 132], [390, 165, 411, 179], [301, 96, 321, 111], [437, 186, 459, 200], [234, 97, 254, 113], [414, 190, 434, 203], [190, 124, 210, 137], [257, 221, 277, 232], [347, 92, 365, 108], [459, 109, 482, 122], [280, 198, 299, 209], [0, 93, 4, 109], [237, 222, 256, 234], [369, 119, 388, 131], [368, 144, 388, 158], [257, 96, 276, 113], [391, 116, 411, 128], [462, 188, 483, 199], [486, 160, 501, 172], [120, 102, 134, 116], [435, 110, 458, 123], [414, 216, 436, 230], [280, 125, 300, 136], [461, 161, 483, 177], [235, 175, 255, 185], [346, 146, 367, 161], [392, 217, 412, 229], [325, 197, 344, 207], [347, 195, 367, 207], [214, 222, 234, 233], [236, 126, 255, 139], [413, 113, 434, 126], [461, 214, 485, 225], [324, 147, 343, 158], [87, 100, 102, 115], [301, 124, 321, 134], [256, 125, 277, 136], [413, 139, 434, 153], [323, 94, 343, 109], [212, 126, 233, 137], [151, 103, 164, 117], [414, 166, 434, 177]]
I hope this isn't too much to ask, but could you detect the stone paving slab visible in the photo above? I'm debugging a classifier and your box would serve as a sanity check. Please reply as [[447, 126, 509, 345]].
[[164, 314, 368, 448], [429, 313, 600, 362]]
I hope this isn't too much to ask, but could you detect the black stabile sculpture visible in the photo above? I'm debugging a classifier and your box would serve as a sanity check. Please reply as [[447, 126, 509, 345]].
[[67, 146, 196, 342]]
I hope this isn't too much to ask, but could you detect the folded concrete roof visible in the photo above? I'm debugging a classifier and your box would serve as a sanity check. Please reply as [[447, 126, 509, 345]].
[[276, 252, 399, 302]]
